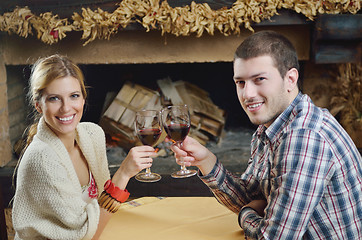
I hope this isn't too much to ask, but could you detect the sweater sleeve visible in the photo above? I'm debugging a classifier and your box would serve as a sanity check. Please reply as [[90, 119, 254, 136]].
[[13, 143, 100, 240]]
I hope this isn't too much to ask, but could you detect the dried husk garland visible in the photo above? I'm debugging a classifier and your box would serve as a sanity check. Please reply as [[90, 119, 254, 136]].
[[0, 7, 73, 45], [0, 0, 360, 45], [329, 63, 362, 149]]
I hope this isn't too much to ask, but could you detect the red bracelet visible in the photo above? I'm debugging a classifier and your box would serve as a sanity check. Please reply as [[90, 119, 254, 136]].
[[104, 179, 130, 203]]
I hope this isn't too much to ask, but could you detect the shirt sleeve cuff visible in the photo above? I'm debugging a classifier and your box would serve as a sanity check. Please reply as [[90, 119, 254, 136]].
[[197, 158, 225, 189], [197, 158, 219, 178], [238, 206, 257, 228]]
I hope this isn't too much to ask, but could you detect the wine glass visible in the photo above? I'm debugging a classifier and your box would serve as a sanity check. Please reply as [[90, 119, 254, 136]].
[[134, 110, 162, 182], [161, 104, 197, 178]]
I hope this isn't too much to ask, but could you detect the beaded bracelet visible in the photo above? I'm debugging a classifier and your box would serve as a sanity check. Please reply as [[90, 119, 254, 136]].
[[98, 191, 122, 213], [98, 180, 130, 213]]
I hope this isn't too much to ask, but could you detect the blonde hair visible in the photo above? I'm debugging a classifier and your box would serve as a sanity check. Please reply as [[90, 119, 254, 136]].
[[12, 55, 87, 189], [25, 54, 87, 149]]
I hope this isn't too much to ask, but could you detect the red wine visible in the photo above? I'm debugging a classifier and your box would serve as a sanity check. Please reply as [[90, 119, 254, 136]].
[[165, 124, 190, 142], [138, 128, 162, 146]]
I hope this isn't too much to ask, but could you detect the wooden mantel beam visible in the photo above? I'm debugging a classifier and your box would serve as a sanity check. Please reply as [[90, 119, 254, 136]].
[[0, 25, 311, 65]]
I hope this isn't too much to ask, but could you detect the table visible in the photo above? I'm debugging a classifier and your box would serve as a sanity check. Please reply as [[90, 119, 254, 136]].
[[100, 197, 244, 240]]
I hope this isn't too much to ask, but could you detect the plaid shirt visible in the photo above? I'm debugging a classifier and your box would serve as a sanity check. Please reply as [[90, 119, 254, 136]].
[[200, 93, 362, 239]]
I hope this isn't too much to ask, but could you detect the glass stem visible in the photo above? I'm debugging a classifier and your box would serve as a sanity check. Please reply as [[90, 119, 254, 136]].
[[180, 164, 188, 173], [145, 167, 151, 176], [178, 142, 189, 173]]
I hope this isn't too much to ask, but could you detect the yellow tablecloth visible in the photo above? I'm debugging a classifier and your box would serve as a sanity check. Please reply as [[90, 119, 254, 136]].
[[100, 197, 244, 240]]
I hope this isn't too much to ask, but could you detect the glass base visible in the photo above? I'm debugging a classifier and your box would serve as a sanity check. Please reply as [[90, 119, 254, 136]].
[[171, 169, 197, 178], [135, 172, 162, 183]]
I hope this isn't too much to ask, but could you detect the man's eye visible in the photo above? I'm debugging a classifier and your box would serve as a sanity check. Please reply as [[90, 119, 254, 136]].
[[235, 80, 245, 85]]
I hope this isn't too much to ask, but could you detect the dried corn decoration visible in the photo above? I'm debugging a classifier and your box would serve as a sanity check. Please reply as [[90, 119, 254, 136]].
[[30, 12, 73, 44], [0, 6, 73, 45], [0, 7, 33, 38], [72, 7, 128, 46], [0, 0, 360, 45], [330, 63, 362, 148]]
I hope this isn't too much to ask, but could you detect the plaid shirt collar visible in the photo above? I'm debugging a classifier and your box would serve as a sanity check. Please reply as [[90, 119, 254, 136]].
[[256, 92, 304, 144]]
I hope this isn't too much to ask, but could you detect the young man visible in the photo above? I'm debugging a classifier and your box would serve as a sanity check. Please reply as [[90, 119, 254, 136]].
[[170, 31, 362, 239]]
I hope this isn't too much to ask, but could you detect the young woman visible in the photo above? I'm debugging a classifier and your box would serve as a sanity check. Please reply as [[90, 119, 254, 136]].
[[12, 54, 157, 239]]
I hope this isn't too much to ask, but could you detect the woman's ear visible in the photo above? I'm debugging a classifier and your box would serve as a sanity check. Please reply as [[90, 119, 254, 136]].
[[285, 68, 299, 92], [35, 102, 42, 113]]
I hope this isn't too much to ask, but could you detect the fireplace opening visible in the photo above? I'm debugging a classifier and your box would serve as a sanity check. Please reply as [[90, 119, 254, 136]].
[[80, 62, 255, 131]]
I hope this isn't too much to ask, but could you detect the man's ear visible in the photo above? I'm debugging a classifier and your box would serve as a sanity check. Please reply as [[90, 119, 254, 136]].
[[35, 102, 42, 113], [285, 68, 299, 92]]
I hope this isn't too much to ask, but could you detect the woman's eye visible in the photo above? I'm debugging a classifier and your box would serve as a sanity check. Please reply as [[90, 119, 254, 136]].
[[48, 96, 59, 101], [71, 93, 80, 98]]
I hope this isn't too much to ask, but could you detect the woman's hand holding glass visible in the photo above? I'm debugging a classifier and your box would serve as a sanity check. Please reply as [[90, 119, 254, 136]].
[[112, 146, 159, 187], [134, 110, 162, 182]]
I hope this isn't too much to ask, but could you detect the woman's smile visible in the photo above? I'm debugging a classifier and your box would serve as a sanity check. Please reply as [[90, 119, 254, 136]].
[[57, 114, 76, 122]]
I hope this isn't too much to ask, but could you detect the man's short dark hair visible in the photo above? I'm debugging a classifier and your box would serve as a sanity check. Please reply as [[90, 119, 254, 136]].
[[234, 30, 300, 80]]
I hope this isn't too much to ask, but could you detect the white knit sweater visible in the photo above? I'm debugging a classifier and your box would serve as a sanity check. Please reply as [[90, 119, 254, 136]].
[[12, 117, 110, 240]]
